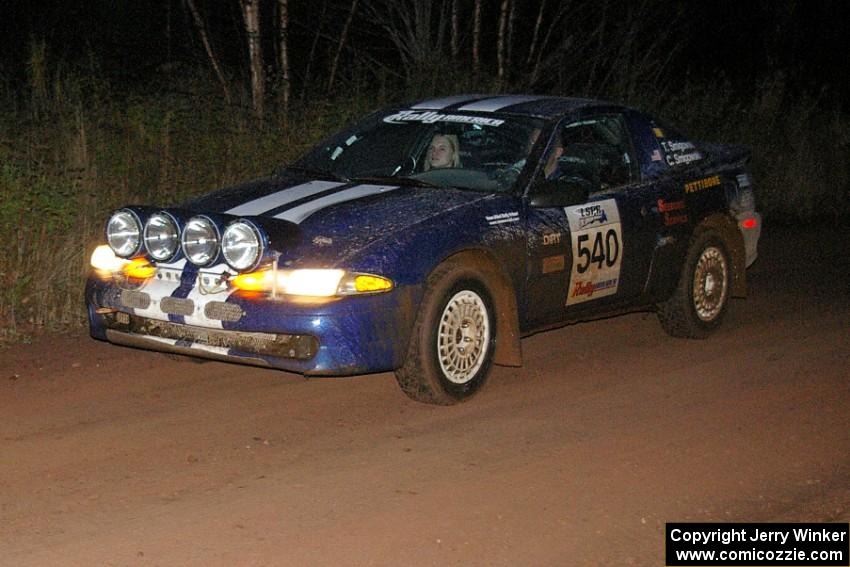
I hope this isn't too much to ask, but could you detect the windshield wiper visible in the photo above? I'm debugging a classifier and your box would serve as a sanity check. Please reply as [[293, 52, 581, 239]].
[[280, 165, 351, 183]]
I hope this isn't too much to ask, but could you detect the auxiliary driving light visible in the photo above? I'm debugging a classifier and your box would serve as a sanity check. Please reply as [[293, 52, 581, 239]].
[[182, 215, 220, 266], [106, 209, 144, 258], [143, 211, 181, 261]]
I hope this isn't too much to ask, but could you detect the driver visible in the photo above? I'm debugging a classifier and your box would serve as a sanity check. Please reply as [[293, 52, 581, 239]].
[[424, 134, 461, 170]]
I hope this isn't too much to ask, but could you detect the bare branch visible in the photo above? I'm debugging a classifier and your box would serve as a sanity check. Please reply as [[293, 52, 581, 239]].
[[328, 0, 359, 91], [184, 0, 231, 104], [525, 0, 546, 66], [300, 0, 328, 102]]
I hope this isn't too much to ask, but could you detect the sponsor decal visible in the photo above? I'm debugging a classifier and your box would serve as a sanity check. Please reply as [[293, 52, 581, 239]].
[[571, 278, 619, 298], [651, 149, 663, 162], [660, 140, 703, 166], [383, 110, 504, 127], [575, 204, 608, 229], [542, 232, 562, 245], [652, 127, 665, 138], [312, 236, 333, 246], [657, 198, 685, 212], [564, 198, 623, 306], [658, 199, 689, 226], [684, 175, 721, 194], [663, 212, 689, 226], [736, 173, 751, 188], [486, 211, 519, 226], [542, 255, 565, 274]]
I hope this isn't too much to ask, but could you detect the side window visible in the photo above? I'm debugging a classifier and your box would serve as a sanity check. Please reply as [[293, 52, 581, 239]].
[[547, 115, 636, 190]]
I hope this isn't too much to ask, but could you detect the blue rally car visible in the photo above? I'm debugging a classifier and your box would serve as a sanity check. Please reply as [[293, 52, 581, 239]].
[[87, 95, 761, 404]]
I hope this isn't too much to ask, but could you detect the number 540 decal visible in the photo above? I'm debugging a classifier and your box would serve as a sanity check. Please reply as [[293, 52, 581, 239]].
[[565, 199, 623, 306]]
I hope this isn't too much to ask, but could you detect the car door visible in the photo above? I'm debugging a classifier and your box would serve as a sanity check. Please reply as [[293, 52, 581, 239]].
[[524, 112, 664, 327]]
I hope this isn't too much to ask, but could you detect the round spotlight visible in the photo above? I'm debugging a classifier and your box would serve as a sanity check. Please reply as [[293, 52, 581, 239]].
[[222, 221, 263, 272], [181, 216, 220, 266], [106, 209, 143, 258], [143, 212, 180, 262]]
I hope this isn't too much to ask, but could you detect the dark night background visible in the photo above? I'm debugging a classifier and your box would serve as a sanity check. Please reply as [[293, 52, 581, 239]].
[[2, 0, 847, 100], [0, 0, 848, 335]]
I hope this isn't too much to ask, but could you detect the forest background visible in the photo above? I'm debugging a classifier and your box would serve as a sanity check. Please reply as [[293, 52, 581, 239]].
[[0, 0, 847, 341]]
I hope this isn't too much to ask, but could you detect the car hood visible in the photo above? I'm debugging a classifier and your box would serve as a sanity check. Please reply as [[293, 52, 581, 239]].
[[185, 175, 492, 263]]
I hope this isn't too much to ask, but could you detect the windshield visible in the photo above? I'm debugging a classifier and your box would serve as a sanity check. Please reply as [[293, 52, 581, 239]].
[[293, 108, 546, 192]]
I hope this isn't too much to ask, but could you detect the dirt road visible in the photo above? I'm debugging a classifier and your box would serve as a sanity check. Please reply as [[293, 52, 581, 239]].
[[2, 226, 848, 566]]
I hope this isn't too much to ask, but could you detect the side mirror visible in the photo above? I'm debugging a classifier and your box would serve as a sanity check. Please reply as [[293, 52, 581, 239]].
[[529, 178, 592, 208]]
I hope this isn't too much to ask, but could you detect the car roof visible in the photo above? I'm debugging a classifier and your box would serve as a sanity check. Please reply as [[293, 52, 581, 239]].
[[406, 94, 619, 119]]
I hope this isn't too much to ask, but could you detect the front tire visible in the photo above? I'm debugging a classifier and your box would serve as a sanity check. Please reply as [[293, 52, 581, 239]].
[[657, 229, 731, 339], [395, 262, 496, 405]]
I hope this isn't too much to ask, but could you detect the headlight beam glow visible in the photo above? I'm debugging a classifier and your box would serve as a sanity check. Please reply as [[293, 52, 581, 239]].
[[229, 269, 390, 298]]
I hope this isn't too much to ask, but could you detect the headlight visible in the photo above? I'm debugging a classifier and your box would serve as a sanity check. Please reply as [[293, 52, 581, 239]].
[[181, 215, 220, 266], [106, 209, 143, 258], [90, 245, 154, 279], [143, 212, 180, 262], [280, 269, 346, 296], [222, 220, 263, 271], [230, 269, 392, 297], [91, 244, 128, 272]]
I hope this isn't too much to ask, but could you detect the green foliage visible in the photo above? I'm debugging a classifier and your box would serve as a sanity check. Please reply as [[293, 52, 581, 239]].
[[0, 54, 847, 342]]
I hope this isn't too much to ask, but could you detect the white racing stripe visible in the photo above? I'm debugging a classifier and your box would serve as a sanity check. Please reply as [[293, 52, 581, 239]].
[[411, 95, 487, 110], [274, 184, 399, 224], [225, 180, 345, 216], [457, 95, 547, 112], [134, 259, 187, 321], [183, 263, 231, 329]]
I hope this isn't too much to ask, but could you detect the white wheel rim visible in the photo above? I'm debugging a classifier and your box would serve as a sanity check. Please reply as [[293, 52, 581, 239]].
[[693, 246, 728, 322], [437, 290, 490, 385]]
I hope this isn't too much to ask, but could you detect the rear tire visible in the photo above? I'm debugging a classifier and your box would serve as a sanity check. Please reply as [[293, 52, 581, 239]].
[[395, 262, 496, 405], [657, 229, 731, 339]]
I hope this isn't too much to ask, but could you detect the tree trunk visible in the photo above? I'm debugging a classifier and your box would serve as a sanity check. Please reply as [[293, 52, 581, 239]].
[[184, 0, 231, 104], [451, 0, 459, 62], [302, 0, 329, 101], [277, 0, 291, 114], [240, 0, 265, 122], [497, 0, 510, 81], [328, 0, 359, 92], [525, 0, 546, 65], [507, 0, 517, 71], [472, 0, 481, 74], [166, 0, 172, 64]]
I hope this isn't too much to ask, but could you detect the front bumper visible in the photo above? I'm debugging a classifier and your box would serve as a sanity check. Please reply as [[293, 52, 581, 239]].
[[86, 273, 420, 375]]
